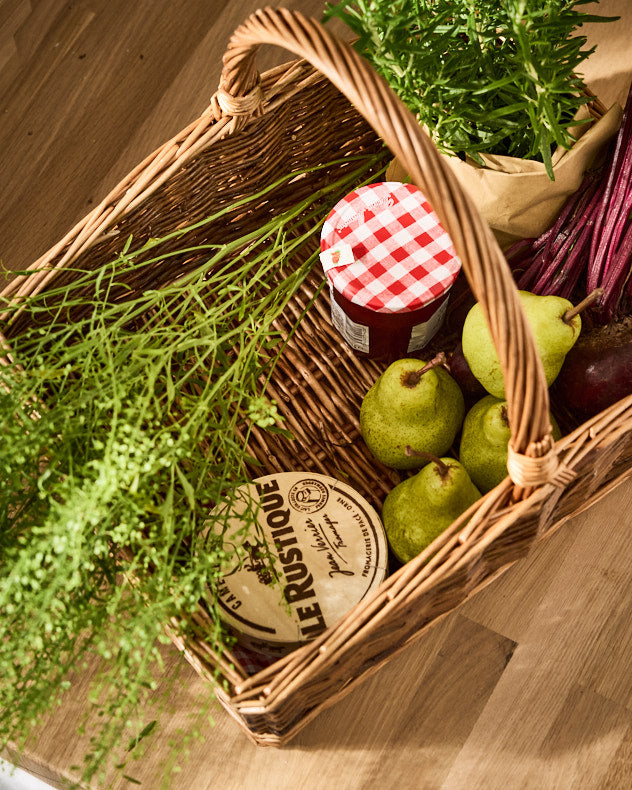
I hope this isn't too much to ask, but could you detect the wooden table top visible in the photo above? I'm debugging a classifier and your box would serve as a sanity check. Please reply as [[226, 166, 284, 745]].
[[2, 1, 632, 788]]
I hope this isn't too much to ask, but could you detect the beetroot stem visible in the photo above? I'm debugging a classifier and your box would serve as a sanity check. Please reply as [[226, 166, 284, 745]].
[[589, 83, 632, 260], [521, 171, 602, 294], [591, 151, 632, 291], [588, 83, 632, 291], [504, 237, 539, 273], [517, 250, 547, 291], [542, 171, 598, 262], [600, 222, 632, 320], [529, 199, 597, 295]]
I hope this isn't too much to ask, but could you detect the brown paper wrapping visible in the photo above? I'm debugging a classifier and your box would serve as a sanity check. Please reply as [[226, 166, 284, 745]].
[[387, 103, 623, 248]]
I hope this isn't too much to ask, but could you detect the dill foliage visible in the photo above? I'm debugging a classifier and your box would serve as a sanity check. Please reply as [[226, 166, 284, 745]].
[[324, 0, 616, 178], [0, 155, 381, 786]]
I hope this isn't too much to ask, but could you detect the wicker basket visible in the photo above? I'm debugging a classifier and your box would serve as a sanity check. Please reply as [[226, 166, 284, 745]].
[[3, 8, 632, 746]]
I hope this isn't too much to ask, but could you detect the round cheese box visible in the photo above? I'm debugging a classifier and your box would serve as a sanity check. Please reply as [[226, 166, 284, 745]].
[[212, 472, 388, 658]]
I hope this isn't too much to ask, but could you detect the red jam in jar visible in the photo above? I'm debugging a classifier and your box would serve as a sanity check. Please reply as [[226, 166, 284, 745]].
[[320, 182, 461, 359]]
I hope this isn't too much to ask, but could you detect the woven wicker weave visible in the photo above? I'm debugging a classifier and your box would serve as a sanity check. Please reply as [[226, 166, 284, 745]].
[[3, 8, 632, 746]]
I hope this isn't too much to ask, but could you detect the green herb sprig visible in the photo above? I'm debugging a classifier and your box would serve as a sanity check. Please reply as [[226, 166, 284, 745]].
[[0, 152, 384, 786], [324, 0, 616, 178]]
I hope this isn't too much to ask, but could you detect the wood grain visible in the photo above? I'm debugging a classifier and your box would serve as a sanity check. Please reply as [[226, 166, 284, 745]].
[[2, 1, 632, 788]]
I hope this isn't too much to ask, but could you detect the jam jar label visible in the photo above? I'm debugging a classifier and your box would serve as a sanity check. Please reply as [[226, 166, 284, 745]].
[[407, 298, 449, 352], [330, 291, 370, 353], [319, 241, 354, 273]]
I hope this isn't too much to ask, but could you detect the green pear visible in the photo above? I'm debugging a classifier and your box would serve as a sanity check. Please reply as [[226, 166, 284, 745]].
[[459, 394, 562, 493], [359, 357, 465, 470], [382, 457, 481, 563], [461, 290, 582, 398]]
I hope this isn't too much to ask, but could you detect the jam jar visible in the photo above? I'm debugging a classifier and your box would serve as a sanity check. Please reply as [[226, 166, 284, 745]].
[[320, 181, 461, 359]]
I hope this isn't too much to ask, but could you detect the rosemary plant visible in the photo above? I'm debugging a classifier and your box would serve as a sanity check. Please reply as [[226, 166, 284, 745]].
[[324, 0, 615, 178], [0, 154, 383, 786]]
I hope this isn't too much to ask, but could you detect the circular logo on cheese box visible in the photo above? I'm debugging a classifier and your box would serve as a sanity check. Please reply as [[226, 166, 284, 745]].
[[288, 478, 329, 513]]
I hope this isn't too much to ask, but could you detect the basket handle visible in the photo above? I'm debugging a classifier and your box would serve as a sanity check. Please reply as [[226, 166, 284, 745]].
[[215, 7, 567, 493]]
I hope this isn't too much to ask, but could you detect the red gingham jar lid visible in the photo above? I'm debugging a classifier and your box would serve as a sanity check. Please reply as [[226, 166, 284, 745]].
[[320, 182, 461, 314]]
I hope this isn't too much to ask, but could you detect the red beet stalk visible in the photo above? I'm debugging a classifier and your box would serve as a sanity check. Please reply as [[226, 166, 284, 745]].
[[505, 80, 632, 325], [587, 85, 632, 292]]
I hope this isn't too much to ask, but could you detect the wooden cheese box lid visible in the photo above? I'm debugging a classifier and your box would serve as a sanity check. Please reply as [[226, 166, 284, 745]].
[[213, 472, 388, 657]]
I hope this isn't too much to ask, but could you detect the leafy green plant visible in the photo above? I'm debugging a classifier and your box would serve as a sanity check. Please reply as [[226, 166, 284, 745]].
[[0, 153, 383, 786], [324, 0, 615, 178]]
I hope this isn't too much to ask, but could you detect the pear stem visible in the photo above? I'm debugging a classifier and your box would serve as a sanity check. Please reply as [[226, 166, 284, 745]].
[[405, 446, 451, 477], [563, 288, 603, 324], [401, 351, 447, 388]]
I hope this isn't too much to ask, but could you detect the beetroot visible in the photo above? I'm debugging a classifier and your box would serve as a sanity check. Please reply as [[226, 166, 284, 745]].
[[447, 343, 487, 400], [551, 319, 632, 424]]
